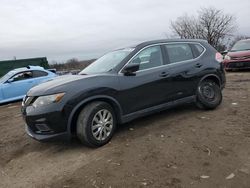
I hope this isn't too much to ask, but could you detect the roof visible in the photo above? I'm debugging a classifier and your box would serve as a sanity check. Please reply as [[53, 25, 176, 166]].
[[136, 39, 208, 48], [11, 66, 44, 73], [115, 39, 208, 52]]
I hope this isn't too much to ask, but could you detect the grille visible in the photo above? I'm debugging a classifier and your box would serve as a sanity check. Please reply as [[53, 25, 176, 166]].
[[231, 56, 250, 60], [227, 62, 250, 68]]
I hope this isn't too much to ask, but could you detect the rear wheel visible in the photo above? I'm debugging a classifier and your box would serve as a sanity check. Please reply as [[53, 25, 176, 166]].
[[76, 102, 116, 147], [196, 79, 222, 110]]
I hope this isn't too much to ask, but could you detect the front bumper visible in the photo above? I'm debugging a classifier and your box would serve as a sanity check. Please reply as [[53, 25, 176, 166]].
[[22, 98, 71, 141], [25, 124, 69, 141], [223, 60, 250, 70]]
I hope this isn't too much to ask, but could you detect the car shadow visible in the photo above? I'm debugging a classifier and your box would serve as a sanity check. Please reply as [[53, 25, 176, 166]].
[[24, 103, 201, 152], [116, 103, 199, 135]]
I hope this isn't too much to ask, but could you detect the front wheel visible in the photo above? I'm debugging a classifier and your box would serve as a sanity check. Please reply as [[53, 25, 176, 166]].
[[76, 102, 116, 147], [196, 80, 222, 110]]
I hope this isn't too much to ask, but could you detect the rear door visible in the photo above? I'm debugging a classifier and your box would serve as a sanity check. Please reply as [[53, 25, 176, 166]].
[[163, 42, 206, 99]]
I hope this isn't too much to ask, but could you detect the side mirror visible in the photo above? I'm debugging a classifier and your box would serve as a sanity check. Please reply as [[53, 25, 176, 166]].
[[7, 78, 14, 83], [122, 63, 140, 76]]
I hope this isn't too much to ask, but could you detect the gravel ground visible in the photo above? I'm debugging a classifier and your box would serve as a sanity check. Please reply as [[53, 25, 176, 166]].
[[0, 72, 250, 188]]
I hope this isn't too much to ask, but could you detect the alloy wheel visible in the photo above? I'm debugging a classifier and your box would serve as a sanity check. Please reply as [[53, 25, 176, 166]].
[[91, 109, 113, 141]]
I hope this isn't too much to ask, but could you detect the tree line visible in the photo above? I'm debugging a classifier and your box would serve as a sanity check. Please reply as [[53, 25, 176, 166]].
[[49, 58, 95, 71]]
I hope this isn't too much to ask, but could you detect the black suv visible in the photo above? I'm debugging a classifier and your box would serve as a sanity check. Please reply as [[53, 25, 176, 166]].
[[21, 39, 225, 147]]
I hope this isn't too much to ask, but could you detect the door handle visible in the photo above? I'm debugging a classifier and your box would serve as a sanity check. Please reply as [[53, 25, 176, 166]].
[[159, 72, 169, 78], [195, 63, 203, 68]]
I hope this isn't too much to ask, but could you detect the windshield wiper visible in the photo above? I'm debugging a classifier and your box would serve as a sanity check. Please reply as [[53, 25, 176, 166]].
[[107, 68, 113, 72]]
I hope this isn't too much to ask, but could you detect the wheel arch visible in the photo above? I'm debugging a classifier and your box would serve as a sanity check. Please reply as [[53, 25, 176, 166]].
[[199, 74, 221, 88], [67, 95, 123, 136]]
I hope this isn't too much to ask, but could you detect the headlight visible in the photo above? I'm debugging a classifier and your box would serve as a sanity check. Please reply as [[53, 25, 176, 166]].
[[224, 55, 231, 60], [32, 93, 65, 108]]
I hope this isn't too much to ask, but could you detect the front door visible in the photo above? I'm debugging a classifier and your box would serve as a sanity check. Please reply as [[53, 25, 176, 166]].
[[118, 45, 173, 115], [2, 71, 35, 100]]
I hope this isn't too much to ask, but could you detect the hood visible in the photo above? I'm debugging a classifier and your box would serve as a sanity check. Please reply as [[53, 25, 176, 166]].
[[27, 74, 95, 96], [228, 50, 250, 58]]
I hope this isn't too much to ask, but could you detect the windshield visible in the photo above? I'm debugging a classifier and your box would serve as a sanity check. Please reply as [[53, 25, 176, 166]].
[[231, 40, 250, 52], [79, 48, 134, 74], [0, 71, 15, 83]]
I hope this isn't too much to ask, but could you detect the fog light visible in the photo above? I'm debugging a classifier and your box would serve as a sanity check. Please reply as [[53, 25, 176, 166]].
[[35, 124, 52, 133]]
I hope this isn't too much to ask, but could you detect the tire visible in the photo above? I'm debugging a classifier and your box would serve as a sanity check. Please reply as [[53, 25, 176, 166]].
[[76, 101, 116, 147], [195, 100, 205, 109], [196, 79, 222, 110]]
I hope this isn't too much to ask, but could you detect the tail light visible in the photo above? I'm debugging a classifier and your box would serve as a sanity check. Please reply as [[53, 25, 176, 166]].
[[215, 52, 223, 63]]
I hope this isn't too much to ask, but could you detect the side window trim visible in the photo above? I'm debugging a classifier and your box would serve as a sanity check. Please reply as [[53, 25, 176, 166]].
[[9, 71, 33, 82], [164, 43, 206, 65], [165, 43, 194, 64], [129, 45, 164, 72], [119, 42, 206, 74]]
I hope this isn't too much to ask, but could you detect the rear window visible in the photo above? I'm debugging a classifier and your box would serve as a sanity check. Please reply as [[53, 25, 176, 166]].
[[191, 44, 205, 58], [32, 70, 48, 78]]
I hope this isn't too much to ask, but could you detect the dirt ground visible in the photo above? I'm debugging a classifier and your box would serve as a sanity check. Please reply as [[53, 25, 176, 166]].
[[0, 72, 250, 188]]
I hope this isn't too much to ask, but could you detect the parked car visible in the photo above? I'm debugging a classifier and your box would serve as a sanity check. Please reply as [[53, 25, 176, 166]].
[[0, 66, 56, 104], [21, 39, 225, 147], [223, 39, 250, 70]]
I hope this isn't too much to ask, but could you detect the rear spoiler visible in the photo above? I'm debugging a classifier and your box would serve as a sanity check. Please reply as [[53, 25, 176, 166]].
[[47, 69, 56, 73]]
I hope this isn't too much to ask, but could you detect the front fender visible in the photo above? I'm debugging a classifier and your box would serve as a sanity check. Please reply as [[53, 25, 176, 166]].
[[66, 95, 123, 137]]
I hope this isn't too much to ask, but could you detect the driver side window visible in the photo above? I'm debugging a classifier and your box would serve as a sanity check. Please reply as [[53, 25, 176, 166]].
[[130, 46, 163, 71], [11, 71, 33, 82]]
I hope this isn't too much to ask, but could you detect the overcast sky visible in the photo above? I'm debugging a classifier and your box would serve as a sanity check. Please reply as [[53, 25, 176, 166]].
[[0, 0, 250, 63]]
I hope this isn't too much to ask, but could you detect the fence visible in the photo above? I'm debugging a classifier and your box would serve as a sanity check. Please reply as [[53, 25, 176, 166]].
[[0, 57, 49, 77]]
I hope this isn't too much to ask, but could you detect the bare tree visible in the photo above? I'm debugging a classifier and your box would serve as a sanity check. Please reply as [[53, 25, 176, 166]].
[[171, 7, 236, 51], [171, 14, 203, 39]]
